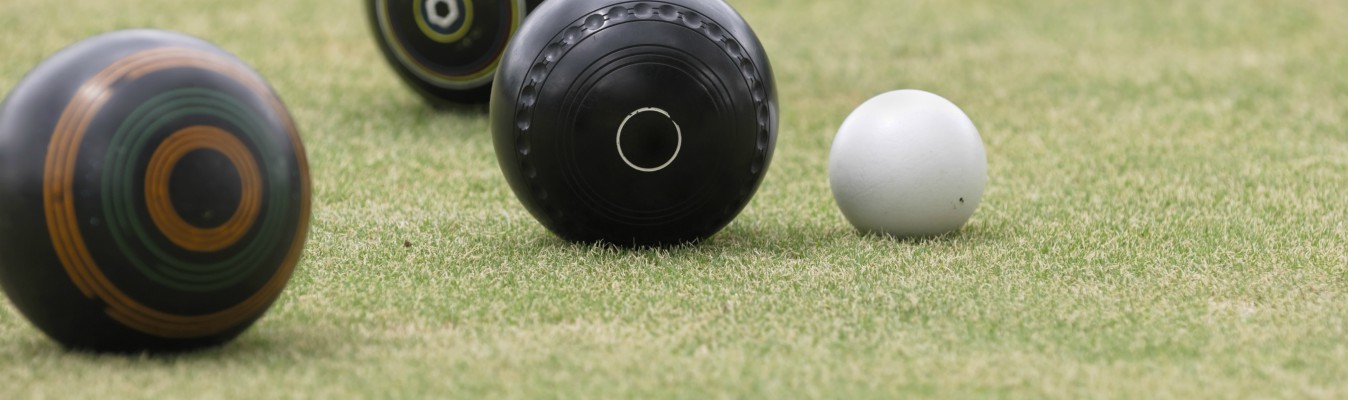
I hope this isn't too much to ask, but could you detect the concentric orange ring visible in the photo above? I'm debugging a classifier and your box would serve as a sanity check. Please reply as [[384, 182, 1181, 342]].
[[143, 125, 263, 253]]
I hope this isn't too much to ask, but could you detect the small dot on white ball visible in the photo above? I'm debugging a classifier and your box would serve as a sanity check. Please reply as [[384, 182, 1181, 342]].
[[827, 89, 988, 238]]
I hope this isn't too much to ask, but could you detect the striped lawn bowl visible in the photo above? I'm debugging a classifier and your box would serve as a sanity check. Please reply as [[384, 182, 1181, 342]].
[[0, 29, 310, 352]]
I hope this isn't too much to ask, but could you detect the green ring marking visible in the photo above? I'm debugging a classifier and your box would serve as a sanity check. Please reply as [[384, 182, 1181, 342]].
[[104, 90, 277, 285], [105, 89, 289, 289], [101, 87, 296, 292]]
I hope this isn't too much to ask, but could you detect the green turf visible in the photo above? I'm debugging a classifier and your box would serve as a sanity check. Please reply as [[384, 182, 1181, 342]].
[[2, 0, 1346, 397]]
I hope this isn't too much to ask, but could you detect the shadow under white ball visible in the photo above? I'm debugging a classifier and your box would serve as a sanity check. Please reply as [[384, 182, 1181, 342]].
[[828, 89, 987, 237]]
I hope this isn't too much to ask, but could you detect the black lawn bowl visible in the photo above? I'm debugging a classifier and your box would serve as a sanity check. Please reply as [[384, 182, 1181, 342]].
[[368, 0, 545, 106], [0, 30, 311, 352], [490, 0, 777, 246]]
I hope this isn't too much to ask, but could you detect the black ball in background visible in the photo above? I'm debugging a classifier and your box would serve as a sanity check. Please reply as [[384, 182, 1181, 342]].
[[368, 0, 545, 106], [490, 0, 777, 246], [0, 30, 311, 352]]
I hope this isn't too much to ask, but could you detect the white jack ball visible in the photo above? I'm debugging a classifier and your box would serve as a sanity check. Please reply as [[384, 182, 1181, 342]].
[[828, 89, 987, 237]]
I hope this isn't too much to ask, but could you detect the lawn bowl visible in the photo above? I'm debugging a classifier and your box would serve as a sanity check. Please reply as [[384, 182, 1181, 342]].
[[490, 0, 778, 246], [0, 30, 311, 352], [368, 0, 546, 105]]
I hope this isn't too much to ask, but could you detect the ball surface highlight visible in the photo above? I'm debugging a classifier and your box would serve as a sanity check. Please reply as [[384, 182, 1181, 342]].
[[490, 0, 778, 246], [0, 30, 310, 352], [828, 90, 987, 237]]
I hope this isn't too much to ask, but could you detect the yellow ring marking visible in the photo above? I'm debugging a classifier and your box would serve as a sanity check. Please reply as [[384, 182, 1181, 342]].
[[414, 0, 475, 43], [375, 0, 521, 86]]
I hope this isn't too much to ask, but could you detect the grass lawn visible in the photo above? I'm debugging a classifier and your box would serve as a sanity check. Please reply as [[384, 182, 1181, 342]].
[[1, 0, 1346, 397]]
